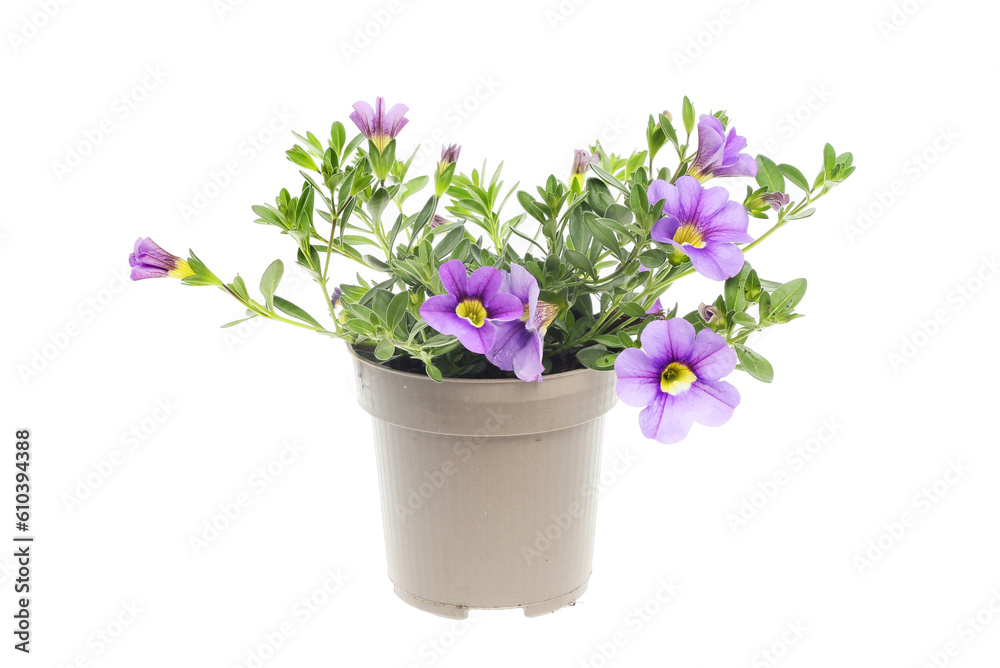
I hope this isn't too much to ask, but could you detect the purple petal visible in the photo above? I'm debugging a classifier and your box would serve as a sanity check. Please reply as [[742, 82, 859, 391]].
[[647, 179, 676, 210], [350, 101, 376, 138], [614, 348, 662, 407], [685, 380, 740, 427], [467, 265, 503, 300], [511, 333, 544, 382], [374, 97, 385, 127], [419, 294, 460, 329], [684, 242, 746, 281], [130, 265, 169, 280], [639, 318, 696, 365], [420, 294, 497, 354], [714, 153, 758, 178], [484, 292, 525, 322], [639, 393, 694, 444], [502, 263, 538, 305], [694, 185, 731, 219], [673, 176, 703, 219], [689, 329, 738, 382], [486, 320, 533, 371], [383, 103, 409, 137], [650, 215, 681, 244], [699, 201, 753, 244], [438, 259, 469, 297]]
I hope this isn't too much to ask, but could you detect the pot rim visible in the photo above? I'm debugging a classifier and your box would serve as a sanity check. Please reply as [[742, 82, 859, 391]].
[[348, 344, 603, 385]]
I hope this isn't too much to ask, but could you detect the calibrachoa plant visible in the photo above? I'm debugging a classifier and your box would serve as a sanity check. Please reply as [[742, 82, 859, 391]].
[[130, 96, 854, 444]]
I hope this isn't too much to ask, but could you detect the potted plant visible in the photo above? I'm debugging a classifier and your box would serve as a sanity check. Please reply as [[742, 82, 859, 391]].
[[128, 96, 854, 618]]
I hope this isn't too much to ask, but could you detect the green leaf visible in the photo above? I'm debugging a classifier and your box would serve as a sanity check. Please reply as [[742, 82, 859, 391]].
[[778, 164, 809, 192], [374, 338, 395, 361], [734, 344, 774, 382], [724, 262, 751, 312], [221, 315, 256, 328], [619, 302, 648, 318], [259, 260, 283, 311], [231, 275, 249, 301], [584, 215, 620, 254], [658, 113, 679, 148], [755, 156, 785, 193], [286, 147, 318, 171], [577, 345, 617, 370], [823, 143, 836, 176], [682, 97, 695, 136], [769, 278, 807, 314], [386, 291, 409, 334], [590, 164, 628, 194], [273, 296, 322, 329], [425, 362, 443, 382], [565, 249, 596, 278]]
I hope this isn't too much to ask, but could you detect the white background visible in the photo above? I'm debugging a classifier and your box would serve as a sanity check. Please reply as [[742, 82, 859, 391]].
[[2, 0, 999, 666]]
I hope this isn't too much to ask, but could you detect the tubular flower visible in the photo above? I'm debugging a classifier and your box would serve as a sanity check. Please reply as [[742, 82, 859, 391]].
[[439, 144, 461, 172], [648, 176, 753, 281], [129, 238, 194, 281], [614, 318, 740, 444], [349, 97, 409, 153], [569, 149, 597, 192], [688, 114, 757, 182], [419, 260, 524, 354], [486, 264, 559, 382]]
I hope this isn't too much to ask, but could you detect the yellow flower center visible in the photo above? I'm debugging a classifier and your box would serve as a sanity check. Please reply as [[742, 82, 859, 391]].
[[455, 299, 488, 328], [168, 259, 195, 279], [661, 362, 697, 395], [673, 224, 706, 249]]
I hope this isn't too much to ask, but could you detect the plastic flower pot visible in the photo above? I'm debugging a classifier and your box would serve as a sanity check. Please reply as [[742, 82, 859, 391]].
[[352, 349, 618, 618]]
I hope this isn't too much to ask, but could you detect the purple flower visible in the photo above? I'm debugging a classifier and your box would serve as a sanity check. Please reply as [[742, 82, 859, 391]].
[[420, 260, 524, 354], [349, 97, 409, 153], [129, 237, 194, 281], [615, 318, 740, 444], [761, 192, 790, 211], [486, 264, 559, 382], [439, 144, 461, 169], [331, 286, 343, 309], [430, 214, 450, 229], [688, 115, 757, 182], [570, 149, 598, 191], [648, 176, 753, 281], [698, 302, 723, 325]]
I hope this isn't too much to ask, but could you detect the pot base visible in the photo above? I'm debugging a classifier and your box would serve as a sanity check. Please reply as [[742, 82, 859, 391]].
[[392, 580, 589, 619]]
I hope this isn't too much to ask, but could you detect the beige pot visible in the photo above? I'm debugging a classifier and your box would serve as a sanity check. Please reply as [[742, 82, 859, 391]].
[[352, 350, 618, 618]]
